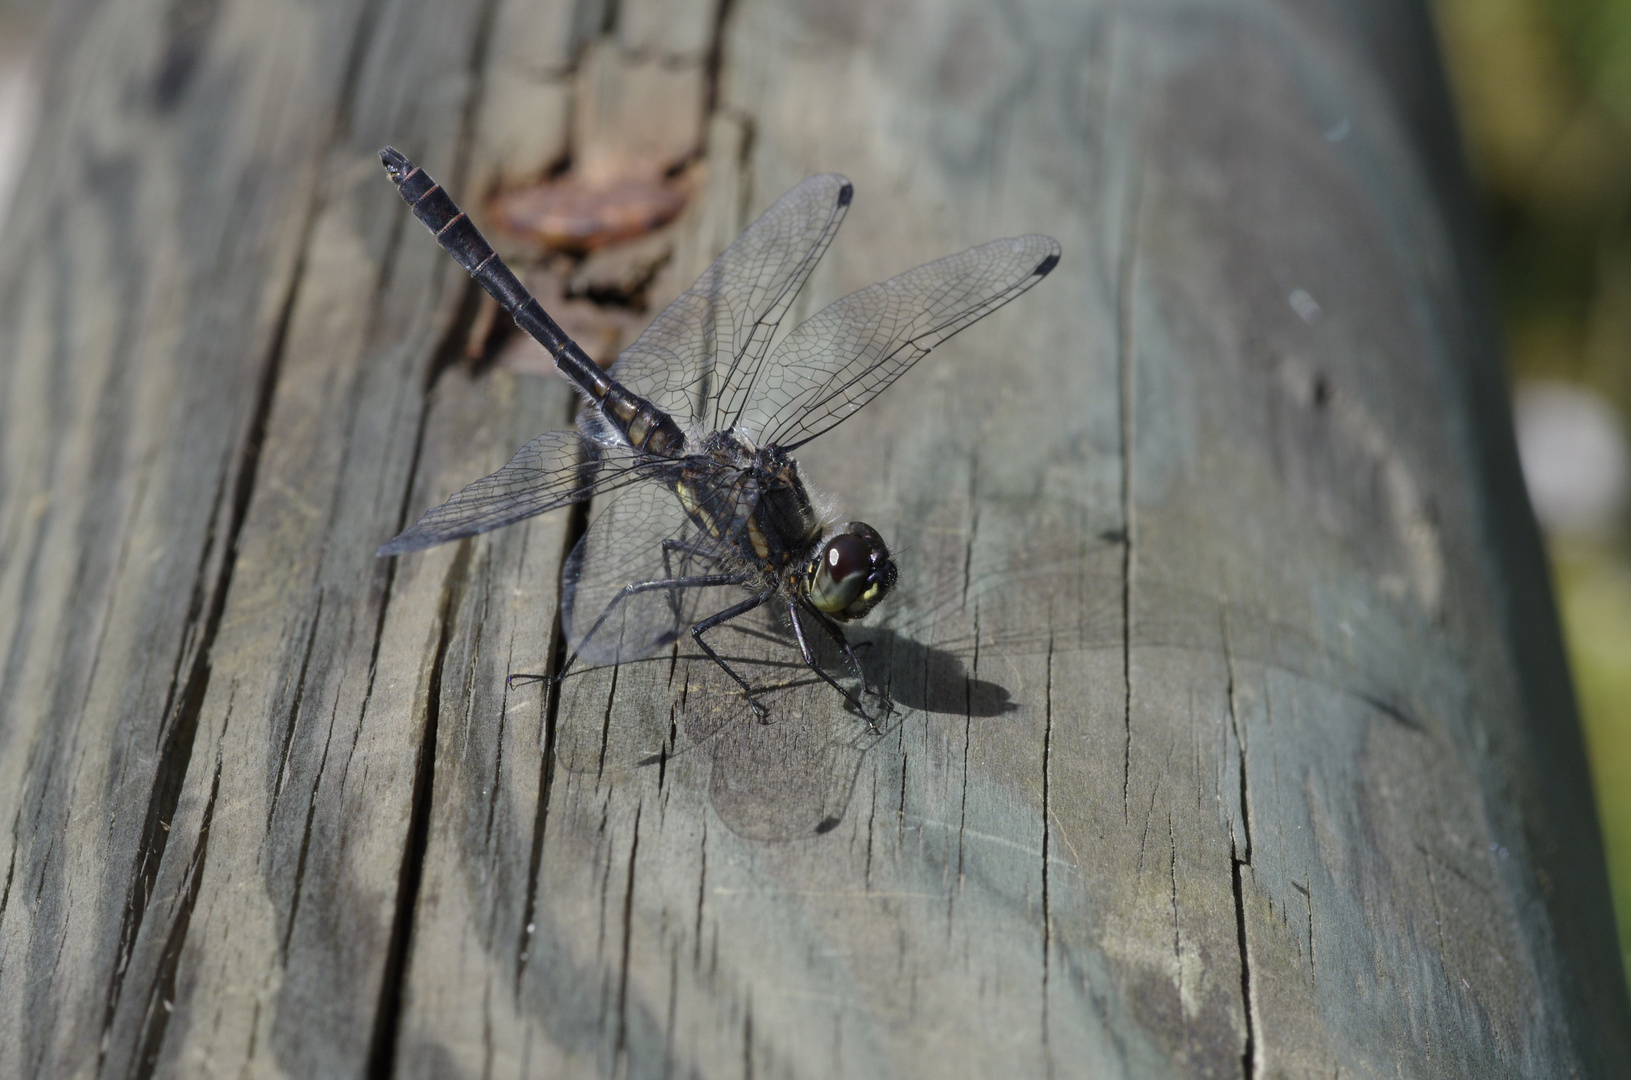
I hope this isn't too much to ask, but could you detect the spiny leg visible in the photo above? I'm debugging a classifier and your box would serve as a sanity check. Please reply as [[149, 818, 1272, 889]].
[[566, 571, 749, 678], [689, 590, 778, 718], [803, 601, 892, 713], [512, 572, 748, 685], [659, 536, 717, 625], [786, 601, 874, 721]]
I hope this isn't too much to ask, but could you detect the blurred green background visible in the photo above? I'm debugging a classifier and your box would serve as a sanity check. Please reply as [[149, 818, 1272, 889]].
[[1433, 0, 1631, 986]]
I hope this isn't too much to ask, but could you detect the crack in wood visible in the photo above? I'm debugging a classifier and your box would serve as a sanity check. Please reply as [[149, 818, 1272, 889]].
[[1169, 811, 1180, 965], [864, 780, 877, 890], [245, 998, 260, 1065], [1292, 878, 1314, 978], [1233, 849, 1257, 1080], [514, 399, 588, 990], [152, 458, 220, 763], [950, 601, 983, 923], [1041, 631, 1055, 1080], [480, 589, 507, 854], [1219, 541, 1252, 1080], [0, 808, 18, 937], [952, 703, 972, 924], [896, 746, 908, 845], [692, 817, 708, 972], [597, 799, 616, 963], [337, 654, 369, 794], [280, 688, 343, 961], [1135, 759, 1164, 878], [962, 453, 978, 607], [267, 589, 324, 833], [598, 664, 621, 782], [614, 802, 643, 1070], [1117, 155, 1143, 821], [365, 541, 468, 1079], [1222, 611, 1253, 863], [130, 747, 224, 1080]]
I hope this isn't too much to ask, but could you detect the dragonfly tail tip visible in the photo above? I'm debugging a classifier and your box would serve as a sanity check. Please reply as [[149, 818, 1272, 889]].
[[379, 146, 411, 182]]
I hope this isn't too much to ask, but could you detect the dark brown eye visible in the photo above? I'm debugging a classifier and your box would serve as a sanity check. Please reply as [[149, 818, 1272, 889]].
[[825, 533, 870, 582], [807, 523, 896, 620]]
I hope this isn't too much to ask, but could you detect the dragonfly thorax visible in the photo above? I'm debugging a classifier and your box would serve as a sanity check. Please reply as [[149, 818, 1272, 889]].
[[673, 432, 827, 577]]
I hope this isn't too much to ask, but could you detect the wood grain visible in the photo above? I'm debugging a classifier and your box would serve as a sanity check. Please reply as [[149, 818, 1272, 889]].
[[0, 0, 1625, 1077]]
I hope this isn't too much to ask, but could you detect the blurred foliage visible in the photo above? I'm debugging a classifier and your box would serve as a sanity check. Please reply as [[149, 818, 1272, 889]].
[[1553, 540, 1631, 984], [1436, 0, 1631, 405], [1434, 0, 1631, 987]]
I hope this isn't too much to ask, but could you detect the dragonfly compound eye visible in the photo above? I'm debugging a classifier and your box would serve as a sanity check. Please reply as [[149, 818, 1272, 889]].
[[808, 523, 897, 620]]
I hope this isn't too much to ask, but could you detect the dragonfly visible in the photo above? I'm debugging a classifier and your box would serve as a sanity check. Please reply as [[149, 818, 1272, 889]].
[[375, 146, 1060, 721]]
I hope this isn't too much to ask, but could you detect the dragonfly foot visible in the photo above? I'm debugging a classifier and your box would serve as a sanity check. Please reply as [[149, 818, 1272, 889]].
[[862, 680, 894, 712]]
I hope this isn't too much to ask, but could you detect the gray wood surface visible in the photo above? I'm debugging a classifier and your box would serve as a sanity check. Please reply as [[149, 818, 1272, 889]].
[[1, 0, 1626, 1077]]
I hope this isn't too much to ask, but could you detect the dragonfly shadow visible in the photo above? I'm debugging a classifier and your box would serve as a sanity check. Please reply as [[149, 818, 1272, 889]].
[[849, 626, 1017, 718], [543, 603, 1024, 843], [718, 619, 1018, 719], [544, 635, 895, 842], [703, 691, 890, 842], [672, 622, 1017, 841]]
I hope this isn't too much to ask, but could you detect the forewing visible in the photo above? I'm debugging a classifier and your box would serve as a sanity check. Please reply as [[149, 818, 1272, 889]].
[[377, 430, 654, 555], [561, 467, 749, 667], [606, 174, 852, 424], [743, 235, 1061, 448]]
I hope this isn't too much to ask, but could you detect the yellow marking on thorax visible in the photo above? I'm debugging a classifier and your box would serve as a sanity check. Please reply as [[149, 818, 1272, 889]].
[[676, 482, 699, 516], [745, 517, 771, 560], [676, 480, 721, 538]]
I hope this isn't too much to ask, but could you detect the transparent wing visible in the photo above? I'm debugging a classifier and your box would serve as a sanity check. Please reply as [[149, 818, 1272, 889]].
[[740, 235, 1061, 449], [378, 430, 659, 555], [605, 174, 852, 424], [561, 468, 751, 666]]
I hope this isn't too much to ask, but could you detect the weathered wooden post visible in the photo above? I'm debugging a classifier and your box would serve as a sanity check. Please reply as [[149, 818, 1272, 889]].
[[1, 0, 1625, 1076]]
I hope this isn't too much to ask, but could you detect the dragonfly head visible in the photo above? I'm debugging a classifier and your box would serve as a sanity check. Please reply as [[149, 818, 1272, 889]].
[[807, 523, 897, 621]]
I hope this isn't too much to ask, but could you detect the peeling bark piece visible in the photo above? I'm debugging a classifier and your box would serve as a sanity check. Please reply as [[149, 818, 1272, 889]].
[[488, 174, 690, 254]]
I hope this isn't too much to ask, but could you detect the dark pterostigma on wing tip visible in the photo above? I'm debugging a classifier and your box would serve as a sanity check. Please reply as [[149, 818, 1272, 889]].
[[1036, 251, 1061, 276], [837, 181, 854, 207]]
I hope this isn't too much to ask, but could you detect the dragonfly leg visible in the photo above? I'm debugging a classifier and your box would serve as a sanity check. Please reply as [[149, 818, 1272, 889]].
[[802, 602, 892, 715], [557, 572, 749, 683], [659, 537, 716, 623], [690, 590, 779, 718], [787, 602, 874, 722]]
